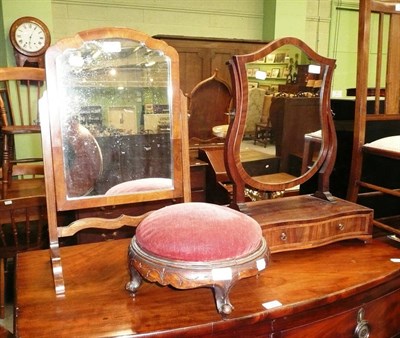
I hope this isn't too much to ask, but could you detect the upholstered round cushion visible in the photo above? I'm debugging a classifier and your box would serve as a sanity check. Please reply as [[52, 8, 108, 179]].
[[135, 202, 263, 262], [105, 178, 172, 195]]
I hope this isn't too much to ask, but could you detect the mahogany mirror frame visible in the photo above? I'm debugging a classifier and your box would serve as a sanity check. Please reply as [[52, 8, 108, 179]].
[[42, 27, 190, 212], [225, 37, 337, 204]]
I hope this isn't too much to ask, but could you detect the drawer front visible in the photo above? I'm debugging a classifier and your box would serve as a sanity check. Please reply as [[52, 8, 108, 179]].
[[265, 213, 372, 253], [242, 157, 280, 176], [280, 287, 400, 337]]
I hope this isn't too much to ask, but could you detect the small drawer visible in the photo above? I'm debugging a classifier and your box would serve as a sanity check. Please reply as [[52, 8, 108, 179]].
[[264, 213, 372, 253]]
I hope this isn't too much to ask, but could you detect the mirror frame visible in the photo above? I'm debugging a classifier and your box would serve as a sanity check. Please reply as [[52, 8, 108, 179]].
[[225, 37, 336, 203], [41, 27, 190, 211]]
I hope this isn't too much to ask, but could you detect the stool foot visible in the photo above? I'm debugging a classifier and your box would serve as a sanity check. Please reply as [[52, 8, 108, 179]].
[[126, 268, 142, 293], [213, 283, 234, 316], [126, 252, 142, 293]]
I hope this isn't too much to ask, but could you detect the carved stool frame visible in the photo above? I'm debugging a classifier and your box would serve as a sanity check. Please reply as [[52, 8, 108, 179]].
[[126, 237, 270, 316]]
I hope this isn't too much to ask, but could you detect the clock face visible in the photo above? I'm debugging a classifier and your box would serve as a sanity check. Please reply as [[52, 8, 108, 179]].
[[15, 22, 47, 53]]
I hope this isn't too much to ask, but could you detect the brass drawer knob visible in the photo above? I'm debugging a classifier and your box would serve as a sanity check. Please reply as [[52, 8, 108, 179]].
[[338, 223, 345, 231], [354, 308, 370, 338], [280, 232, 287, 241]]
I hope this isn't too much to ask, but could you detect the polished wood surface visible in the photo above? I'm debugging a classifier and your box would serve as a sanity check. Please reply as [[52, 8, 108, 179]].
[[15, 237, 400, 337], [240, 195, 372, 253]]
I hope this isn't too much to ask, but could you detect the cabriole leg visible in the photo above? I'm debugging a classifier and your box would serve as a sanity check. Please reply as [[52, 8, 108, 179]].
[[125, 251, 142, 294], [213, 282, 234, 316]]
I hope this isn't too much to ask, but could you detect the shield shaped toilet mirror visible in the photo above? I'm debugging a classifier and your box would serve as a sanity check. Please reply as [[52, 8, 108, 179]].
[[223, 37, 372, 255], [225, 37, 337, 203]]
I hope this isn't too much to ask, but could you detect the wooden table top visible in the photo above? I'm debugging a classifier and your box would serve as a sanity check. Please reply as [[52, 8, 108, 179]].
[[15, 236, 400, 337]]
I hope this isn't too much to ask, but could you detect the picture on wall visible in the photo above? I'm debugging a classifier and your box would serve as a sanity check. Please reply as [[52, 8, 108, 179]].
[[266, 54, 275, 63], [274, 53, 286, 63], [271, 68, 280, 78], [248, 82, 259, 89], [283, 67, 290, 77]]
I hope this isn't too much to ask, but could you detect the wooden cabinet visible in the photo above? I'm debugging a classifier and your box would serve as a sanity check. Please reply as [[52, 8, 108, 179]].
[[154, 35, 269, 94], [15, 237, 400, 337], [269, 96, 320, 175]]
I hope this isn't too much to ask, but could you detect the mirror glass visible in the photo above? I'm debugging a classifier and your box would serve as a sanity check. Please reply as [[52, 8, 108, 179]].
[[240, 44, 323, 186], [54, 38, 173, 199]]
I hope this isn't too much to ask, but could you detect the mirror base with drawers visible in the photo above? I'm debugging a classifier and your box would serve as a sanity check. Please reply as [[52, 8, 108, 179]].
[[225, 37, 374, 252]]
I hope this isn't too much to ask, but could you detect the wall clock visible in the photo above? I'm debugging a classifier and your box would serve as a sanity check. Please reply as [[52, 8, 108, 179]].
[[9, 16, 51, 68]]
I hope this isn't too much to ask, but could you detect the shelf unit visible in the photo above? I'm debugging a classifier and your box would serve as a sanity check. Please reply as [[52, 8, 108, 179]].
[[247, 61, 289, 91], [246, 44, 311, 92]]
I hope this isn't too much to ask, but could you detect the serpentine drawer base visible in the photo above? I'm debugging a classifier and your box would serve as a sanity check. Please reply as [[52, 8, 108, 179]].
[[239, 194, 373, 253]]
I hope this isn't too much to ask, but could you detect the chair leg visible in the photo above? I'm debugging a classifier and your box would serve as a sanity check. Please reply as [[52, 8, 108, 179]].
[[0, 258, 4, 319], [254, 126, 269, 148], [2, 136, 10, 199], [253, 128, 258, 145], [347, 149, 364, 202]]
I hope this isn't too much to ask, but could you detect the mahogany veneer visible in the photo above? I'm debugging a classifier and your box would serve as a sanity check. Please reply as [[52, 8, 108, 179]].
[[15, 237, 400, 337], [240, 194, 373, 253]]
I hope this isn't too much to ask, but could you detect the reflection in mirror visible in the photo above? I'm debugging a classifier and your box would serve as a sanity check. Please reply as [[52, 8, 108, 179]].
[[55, 38, 174, 198], [241, 44, 323, 187]]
